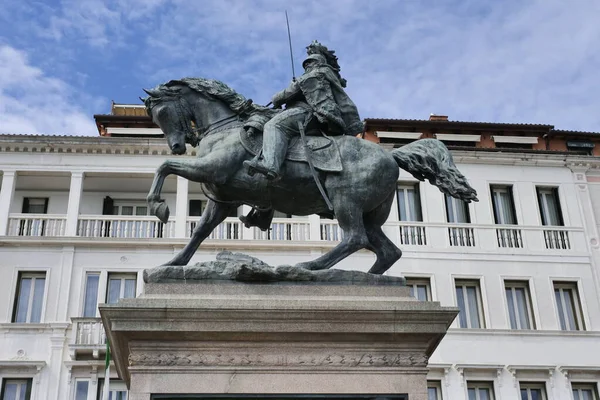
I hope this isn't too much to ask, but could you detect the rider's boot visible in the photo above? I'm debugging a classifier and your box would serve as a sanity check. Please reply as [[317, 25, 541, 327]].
[[239, 207, 274, 231], [244, 159, 280, 181]]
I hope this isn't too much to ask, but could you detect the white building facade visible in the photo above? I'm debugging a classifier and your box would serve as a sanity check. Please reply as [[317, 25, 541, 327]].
[[1, 128, 600, 400]]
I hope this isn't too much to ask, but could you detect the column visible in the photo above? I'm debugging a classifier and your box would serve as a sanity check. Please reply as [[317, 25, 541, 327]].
[[0, 170, 17, 235], [175, 176, 189, 238], [65, 172, 84, 236], [308, 214, 321, 241], [241, 205, 255, 240]]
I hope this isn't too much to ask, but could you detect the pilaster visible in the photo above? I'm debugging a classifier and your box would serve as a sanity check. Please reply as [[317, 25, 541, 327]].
[[175, 176, 189, 238], [65, 172, 84, 236], [570, 163, 600, 316], [0, 170, 17, 235]]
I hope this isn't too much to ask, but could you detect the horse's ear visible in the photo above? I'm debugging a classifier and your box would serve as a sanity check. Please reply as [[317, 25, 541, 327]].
[[143, 88, 159, 97]]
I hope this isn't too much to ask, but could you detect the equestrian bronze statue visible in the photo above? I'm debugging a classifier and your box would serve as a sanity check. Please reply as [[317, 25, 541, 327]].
[[142, 43, 478, 275]]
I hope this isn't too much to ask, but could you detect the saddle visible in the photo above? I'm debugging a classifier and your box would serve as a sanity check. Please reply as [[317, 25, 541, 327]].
[[239, 128, 343, 173]]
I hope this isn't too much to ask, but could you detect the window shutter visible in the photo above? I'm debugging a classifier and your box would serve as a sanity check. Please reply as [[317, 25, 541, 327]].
[[42, 198, 49, 214], [189, 200, 203, 216], [22, 198, 30, 213], [102, 196, 114, 215]]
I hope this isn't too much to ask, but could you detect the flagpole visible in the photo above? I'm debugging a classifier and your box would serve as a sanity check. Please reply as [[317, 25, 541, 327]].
[[103, 339, 111, 400]]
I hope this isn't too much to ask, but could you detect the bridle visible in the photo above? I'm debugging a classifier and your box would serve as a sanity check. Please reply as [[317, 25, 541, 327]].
[[170, 97, 199, 147], [170, 97, 245, 147]]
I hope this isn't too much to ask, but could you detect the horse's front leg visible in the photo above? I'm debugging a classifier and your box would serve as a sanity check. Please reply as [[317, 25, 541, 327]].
[[147, 158, 228, 223], [163, 199, 238, 266]]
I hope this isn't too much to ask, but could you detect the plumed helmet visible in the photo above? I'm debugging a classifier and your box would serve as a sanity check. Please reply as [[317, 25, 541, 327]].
[[302, 53, 327, 68]]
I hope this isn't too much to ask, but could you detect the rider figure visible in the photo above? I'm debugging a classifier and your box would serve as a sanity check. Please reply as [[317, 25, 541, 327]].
[[244, 50, 363, 181], [239, 43, 363, 231]]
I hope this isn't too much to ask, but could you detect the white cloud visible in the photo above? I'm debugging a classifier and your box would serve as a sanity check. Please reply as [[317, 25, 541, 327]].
[[1, 0, 600, 133], [0, 45, 99, 135]]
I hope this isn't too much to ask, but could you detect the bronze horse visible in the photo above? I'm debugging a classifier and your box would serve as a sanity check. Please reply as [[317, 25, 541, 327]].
[[143, 78, 478, 274]]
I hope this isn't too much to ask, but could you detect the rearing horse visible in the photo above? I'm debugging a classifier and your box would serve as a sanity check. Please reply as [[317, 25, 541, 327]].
[[143, 78, 478, 274]]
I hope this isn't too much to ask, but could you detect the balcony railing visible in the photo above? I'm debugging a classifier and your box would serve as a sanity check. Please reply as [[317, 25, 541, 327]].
[[448, 225, 476, 247], [77, 215, 176, 239], [3, 213, 585, 253], [393, 222, 428, 246], [496, 227, 523, 248], [320, 220, 343, 241], [254, 218, 310, 241], [543, 228, 571, 250], [186, 217, 243, 239], [7, 214, 66, 236], [70, 317, 106, 359]]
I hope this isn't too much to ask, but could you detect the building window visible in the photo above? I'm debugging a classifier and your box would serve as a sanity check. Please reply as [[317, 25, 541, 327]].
[[0, 379, 32, 400], [113, 203, 148, 216], [98, 379, 128, 400], [12, 272, 46, 323], [467, 382, 495, 400], [106, 273, 136, 304], [536, 187, 563, 226], [572, 383, 599, 400], [490, 185, 517, 224], [505, 281, 535, 330], [22, 197, 48, 214], [74, 380, 90, 400], [491, 185, 522, 248], [406, 278, 432, 301], [82, 273, 100, 317], [520, 382, 547, 400], [445, 194, 471, 223], [428, 380, 443, 400], [455, 279, 485, 328], [566, 140, 595, 155], [19, 198, 50, 236], [445, 193, 475, 246], [554, 282, 585, 331], [189, 199, 207, 216], [397, 184, 422, 221]]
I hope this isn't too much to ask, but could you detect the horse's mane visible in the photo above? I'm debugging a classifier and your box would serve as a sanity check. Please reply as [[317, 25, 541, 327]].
[[143, 77, 273, 118]]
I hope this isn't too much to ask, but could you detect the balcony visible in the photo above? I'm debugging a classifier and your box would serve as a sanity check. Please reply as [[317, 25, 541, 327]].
[[69, 317, 106, 359], [186, 217, 243, 240], [320, 220, 343, 241], [254, 218, 310, 241], [448, 225, 476, 247], [77, 215, 176, 239], [7, 214, 66, 236], [543, 228, 571, 250], [2, 215, 586, 255]]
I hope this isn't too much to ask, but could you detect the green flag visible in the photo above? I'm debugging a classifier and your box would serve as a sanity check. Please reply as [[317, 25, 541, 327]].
[[103, 338, 111, 400], [105, 338, 111, 370]]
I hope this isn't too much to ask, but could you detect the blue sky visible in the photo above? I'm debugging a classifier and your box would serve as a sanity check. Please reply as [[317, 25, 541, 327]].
[[1, 0, 599, 136]]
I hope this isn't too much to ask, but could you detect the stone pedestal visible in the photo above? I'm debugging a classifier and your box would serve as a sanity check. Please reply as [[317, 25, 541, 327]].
[[100, 281, 457, 400]]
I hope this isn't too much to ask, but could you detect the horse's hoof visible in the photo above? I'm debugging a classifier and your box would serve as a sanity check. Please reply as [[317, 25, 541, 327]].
[[154, 202, 170, 224]]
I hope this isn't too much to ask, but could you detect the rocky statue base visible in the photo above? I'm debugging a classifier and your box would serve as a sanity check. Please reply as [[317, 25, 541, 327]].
[[144, 251, 407, 285], [101, 261, 458, 400]]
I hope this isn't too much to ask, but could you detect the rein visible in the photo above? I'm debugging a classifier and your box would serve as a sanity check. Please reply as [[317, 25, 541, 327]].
[[197, 114, 243, 139], [175, 98, 243, 145]]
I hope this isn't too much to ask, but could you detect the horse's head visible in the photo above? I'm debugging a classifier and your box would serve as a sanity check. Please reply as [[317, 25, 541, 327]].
[[143, 78, 263, 155], [142, 85, 198, 155]]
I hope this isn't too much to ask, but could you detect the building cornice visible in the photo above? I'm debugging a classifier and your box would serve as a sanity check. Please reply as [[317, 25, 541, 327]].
[[0, 135, 199, 157], [1, 135, 600, 169]]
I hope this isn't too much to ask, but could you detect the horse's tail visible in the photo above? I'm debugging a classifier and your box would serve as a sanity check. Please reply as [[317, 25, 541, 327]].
[[390, 139, 479, 202]]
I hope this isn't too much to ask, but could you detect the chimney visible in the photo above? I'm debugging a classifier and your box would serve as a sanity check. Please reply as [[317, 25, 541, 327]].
[[429, 114, 448, 122]]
